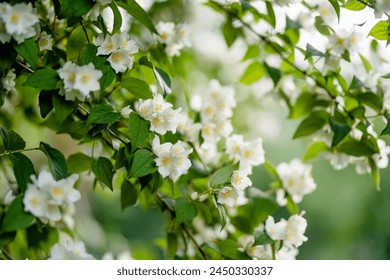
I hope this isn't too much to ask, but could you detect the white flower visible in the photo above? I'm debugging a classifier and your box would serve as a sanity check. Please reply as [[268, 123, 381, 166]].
[[38, 31, 53, 51], [276, 159, 316, 203], [1, 68, 17, 94], [73, 63, 103, 97], [114, 34, 138, 54], [285, 214, 308, 247], [239, 138, 265, 171], [247, 245, 272, 260], [3, 189, 16, 205], [323, 151, 350, 170], [230, 169, 252, 193], [120, 105, 133, 118], [374, 139, 390, 169], [23, 170, 80, 226], [275, 189, 287, 206], [156, 21, 176, 44], [108, 49, 134, 73], [58, 61, 78, 93], [97, 34, 120, 55], [152, 136, 192, 182], [328, 29, 351, 54], [217, 186, 238, 207], [374, 0, 390, 18], [0, 2, 39, 44], [226, 134, 244, 162], [276, 245, 299, 260], [265, 216, 287, 241], [137, 94, 182, 135], [49, 240, 95, 260]]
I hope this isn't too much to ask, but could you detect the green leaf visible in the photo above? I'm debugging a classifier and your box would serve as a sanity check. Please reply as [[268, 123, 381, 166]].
[[329, 118, 351, 147], [240, 61, 266, 85], [175, 197, 198, 227], [381, 118, 390, 136], [328, 0, 340, 20], [128, 149, 157, 178], [87, 104, 121, 125], [67, 153, 91, 174], [67, 26, 92, 61], [121, 77, 153, 99], [153, 66, 171, 96], [0, 127, 26, 151], [109, 1, 123, 34], [167, 232, 178, 259], [315, 16, 332, 36], [305, 43, 326, 59], [91, 157, 114, 191], [243, 45, 260, 61], [10, 153, 35, 193], [303, 141, 330, 161], [219, 239, 238, 259], [342, 0, 367, 11], [117, 0, 157, 33], [264, 63, 281, 85], [289, 92, 317, 119], [218, 204, 228, 231], [263, 161, 280, 180], [24, 68, 60, 90], [39, 142, 68, 180], [359, 53, 372, 73], [293, 111, 328, 139], [356, 92, 383, 111], [14, 39, 38, 69], [338, 139, 378, 157], [52, 94, 76, 124], [252, 231, 274, 246], [128, 112, 150, 151], [38, 90, 54, 118], [369, 21, 389, 41], [221, 19, 239, 47], [58, 0, 95, 18], [209, 165, 235, 188], [2, 196, 35, 232], [121, 179, 138, 211], [265, 1, 276, 28]]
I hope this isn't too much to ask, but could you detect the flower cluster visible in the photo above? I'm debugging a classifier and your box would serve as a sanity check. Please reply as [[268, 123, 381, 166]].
[[96, 33, 138, 73], [152, 136, 193, 182], [156, 21, 191, 57], [0, 2, 39, 44], [136, 94, 182, 135], [57, 62, 103, 101], [247, 214, 308, 260], [276, 159, 316, 204], [48, 240, 95, 260], [23, 171, 80, 228]]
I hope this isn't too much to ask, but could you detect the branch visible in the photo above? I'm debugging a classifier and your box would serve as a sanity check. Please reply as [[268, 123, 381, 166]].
[[0, 248, 14, 260], [156, 193, 208, 260], [357, 0, 374, 9], [0, 147, 40, 158]]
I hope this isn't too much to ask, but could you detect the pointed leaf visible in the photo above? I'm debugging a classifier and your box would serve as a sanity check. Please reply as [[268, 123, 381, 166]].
[[91, 157, 114, 191], [0, 127, 25, 151], [121, 179, 138, 211], [117, 0, 157, 33], [175, 197, 198, 227], [128, 149, 157, 178], [87, 104, 121, 125], [10, 153, 35, 193], [2, 196, 35, 232], [209, 165, 235, 188], [121, 77, 153, 99], [39, 142, 68, 180], [24, 68, 61, 90], [14, 39, 38, 69], [128, 112, 150, 151]]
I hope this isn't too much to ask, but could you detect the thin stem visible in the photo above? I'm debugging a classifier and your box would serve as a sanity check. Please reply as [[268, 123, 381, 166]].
[[16, 61, 34, 73], [0, 147, 40, 158], [0, 248, 14, 260], [80, 20, 90, 44], [156, 193, 208, 260]]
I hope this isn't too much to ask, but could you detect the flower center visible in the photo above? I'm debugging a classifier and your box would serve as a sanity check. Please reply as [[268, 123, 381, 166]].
[[11, 13, 20, 24], [80, 73, 91, 84], [111, 52, 123, 63]]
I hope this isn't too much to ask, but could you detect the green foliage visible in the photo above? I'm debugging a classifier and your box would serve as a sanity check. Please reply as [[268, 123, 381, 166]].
[[88, 104, 121, 125], [122, 77, 153, 99], [175, 197, 198, 227], [58, 0, 95, 19], [14, 39, 38, 69], [39, 142, 68, 180], [128, 112, 150, 151], [209, 165, 235, 188], [10, 153, 35, 193], [128, 149, 157, 178], [2, 196, 35, 232], [369, 21, 389, 41], [117, 0, 157, 34], [121, 179, 138, 211], [91, 157, 114, 191], [240, 62, 266, 85], [0, 127, 25, 152], [24, 69, 61, 90]]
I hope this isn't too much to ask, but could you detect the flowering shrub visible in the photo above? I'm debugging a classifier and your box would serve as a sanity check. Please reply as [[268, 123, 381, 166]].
[[1, 0, 390, 260]]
